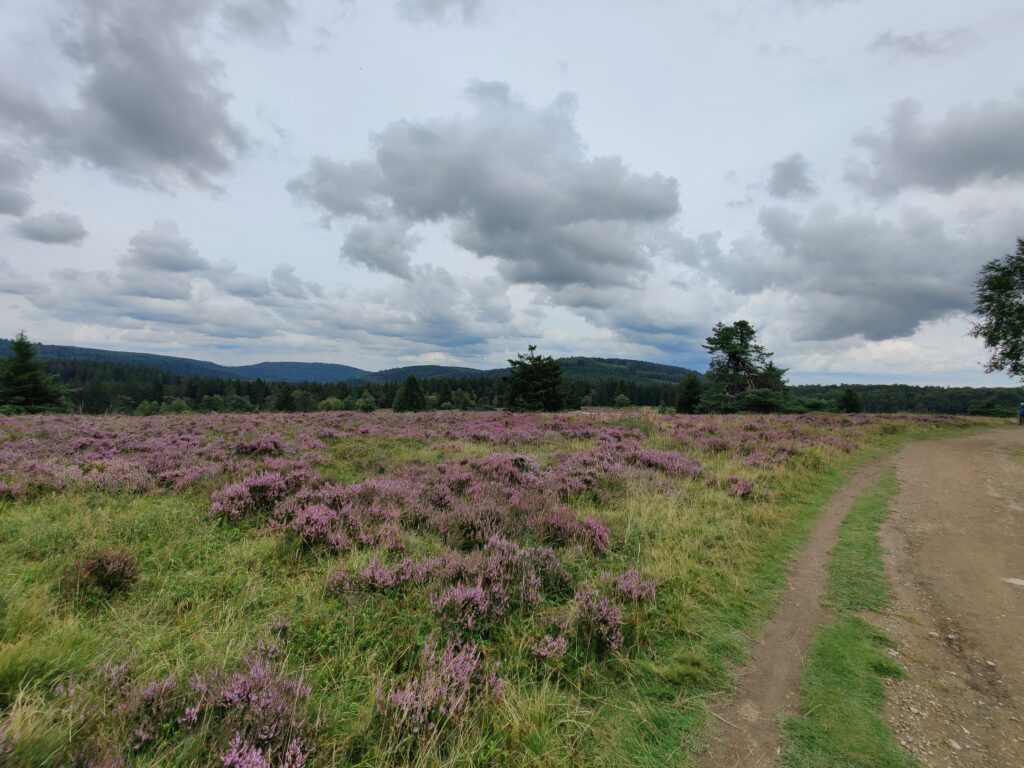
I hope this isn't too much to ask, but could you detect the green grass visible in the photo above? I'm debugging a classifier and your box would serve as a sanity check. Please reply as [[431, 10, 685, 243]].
[[781, 469, 918, 768], [0, 416, 981, 766]]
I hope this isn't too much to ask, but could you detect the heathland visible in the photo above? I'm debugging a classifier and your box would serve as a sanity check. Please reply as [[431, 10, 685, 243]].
[[0, 409, 979, 766]]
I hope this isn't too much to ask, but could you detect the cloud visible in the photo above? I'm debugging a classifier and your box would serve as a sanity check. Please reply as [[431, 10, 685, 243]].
[[846, 94, 1024, 196], [341, 218, 418, 279], [867, 27, 976, 59], [396, 0, 483, 24], [221, 0, 295, 42], [0, 0, 248, 189], [712, 205, 1017, 341], [289, 82, 681, 289], [767, 152, 818, 199], [0, 150, 33, 216], [13, 211, 87, 244], [123, 221, 211, 272], [2, 219, 521, 359]]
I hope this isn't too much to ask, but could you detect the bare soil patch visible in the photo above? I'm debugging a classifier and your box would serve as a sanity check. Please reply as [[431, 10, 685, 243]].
[[878, 428, 1024, 767]]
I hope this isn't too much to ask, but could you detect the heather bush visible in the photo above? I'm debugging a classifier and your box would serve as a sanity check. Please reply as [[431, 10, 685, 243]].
[[379, 639, 503, 749], [610, 568, 657, 603], [66, 549, 139, 595], [100, 644, 312, 764], [562, 587, 625, 654]]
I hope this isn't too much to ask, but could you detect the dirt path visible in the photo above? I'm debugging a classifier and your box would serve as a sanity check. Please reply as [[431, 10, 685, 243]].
[[878, 428, 1024, 767], [698, 458, 891, 767]]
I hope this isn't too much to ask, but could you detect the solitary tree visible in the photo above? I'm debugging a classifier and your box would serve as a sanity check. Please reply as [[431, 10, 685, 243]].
[[675, 372, 703, 414], [700, 321, 786, 411], [392, 375, 427, 412], [505, 345, 564, 411], [971, 238, 1024, 380], [0, 331, 62, 412]]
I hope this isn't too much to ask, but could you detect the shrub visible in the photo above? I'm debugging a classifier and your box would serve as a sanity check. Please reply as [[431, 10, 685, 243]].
[[379, 639, 502, 745], [66, 549, 139, 595]]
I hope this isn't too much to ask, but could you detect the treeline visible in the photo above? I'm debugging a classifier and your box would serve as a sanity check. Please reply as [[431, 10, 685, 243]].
[[32, 358, 1023, 416], [39, 358, 683, 415], [789, 383, 1024, 416]]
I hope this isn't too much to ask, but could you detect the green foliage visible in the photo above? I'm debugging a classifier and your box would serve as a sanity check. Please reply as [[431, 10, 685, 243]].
[[613, 393, 631, 408], [971, 237, 1024, 380], [966, 395, 1013, 416], [837, 387, 861, 414], [0, 332, 62, 412], [317, 397, 345, 411], [505, 345, 565, 411], [675, 373, 703, 414], [700, 321, 787, 412], [392, 375, 427, 412]]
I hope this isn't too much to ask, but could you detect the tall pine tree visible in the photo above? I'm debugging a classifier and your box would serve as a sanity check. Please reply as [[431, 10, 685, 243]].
[[0, 332, 62, 412], [505, 345, 564, 411]]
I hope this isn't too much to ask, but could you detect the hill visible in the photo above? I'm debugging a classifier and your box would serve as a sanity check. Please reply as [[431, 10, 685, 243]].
[[0, 339, 699, 386]]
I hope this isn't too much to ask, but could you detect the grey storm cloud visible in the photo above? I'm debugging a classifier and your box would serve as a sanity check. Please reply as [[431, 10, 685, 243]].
[[13, 211, 88, 244], [289, 82, 681, 288], [714, 205, 1014, 341], [846, 94, 1024, 196], [867, 27, 976, 59], [341, 218, 418, 279], [0, 0, 248, 189], [767, 152, 818, 199], [0, 151, 34, 216], [396, 0, 483, 23]]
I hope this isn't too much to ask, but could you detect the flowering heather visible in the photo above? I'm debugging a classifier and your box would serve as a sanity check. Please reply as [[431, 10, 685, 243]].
[[610, 568, 658, 603], [728, 477, 755, 498], [564, 587, 625, 654], [66, 549, 139, 595], [380, 639, 502, 743], [86, 640, 313, 764], [0, 409, 967, 763], [530, 635, 568, 660]]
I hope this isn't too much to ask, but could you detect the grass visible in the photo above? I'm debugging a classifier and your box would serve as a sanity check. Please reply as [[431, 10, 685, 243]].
[[780, 469, 918, 768], [0, 413, 983, 766]]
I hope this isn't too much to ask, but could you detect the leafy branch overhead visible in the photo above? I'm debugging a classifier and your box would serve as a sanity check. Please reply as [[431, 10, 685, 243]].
[[972, 238, 1024, 381]]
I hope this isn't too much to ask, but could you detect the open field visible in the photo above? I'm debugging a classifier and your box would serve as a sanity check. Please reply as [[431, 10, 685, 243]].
[[0, 410, 980, 767]]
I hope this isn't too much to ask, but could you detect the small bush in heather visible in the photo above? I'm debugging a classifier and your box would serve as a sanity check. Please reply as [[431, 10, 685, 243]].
[[379, 639, 503, 749], [563, 588, 624, 654], [728, 477, 755, 498], [66, 549, 139, 595], [210, 471, 290, 521], [235, 436, 284, 457], [610, 568, 657, 603], [530, 635, 568, 661]]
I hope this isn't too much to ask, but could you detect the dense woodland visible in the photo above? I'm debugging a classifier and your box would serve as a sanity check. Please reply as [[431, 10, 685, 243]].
[[28, 357, 1024, 415]]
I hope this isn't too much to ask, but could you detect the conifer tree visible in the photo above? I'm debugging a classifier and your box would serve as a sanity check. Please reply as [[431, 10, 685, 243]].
[[392, 375, 427, 412], [505, 345, 564, 411], [0, 331, 62, 412]]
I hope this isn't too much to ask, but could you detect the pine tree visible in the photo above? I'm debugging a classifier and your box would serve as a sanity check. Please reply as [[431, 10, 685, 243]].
[[700, 321, 787, 412], [0, 331, 62, 412], [675, 373, 703, 414], [392, 375, 427, 412], [505, 345, 564, 411]]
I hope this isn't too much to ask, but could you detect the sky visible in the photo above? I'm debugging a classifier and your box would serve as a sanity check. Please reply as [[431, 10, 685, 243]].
[[0, 0, 1022, 385]]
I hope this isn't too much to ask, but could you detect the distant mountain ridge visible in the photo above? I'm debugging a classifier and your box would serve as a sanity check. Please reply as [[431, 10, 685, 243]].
[[0, 339, 700, 385]]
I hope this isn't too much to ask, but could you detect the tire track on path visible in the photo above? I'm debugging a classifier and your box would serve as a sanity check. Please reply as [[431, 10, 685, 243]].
[[698, 457, 891, 768]]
